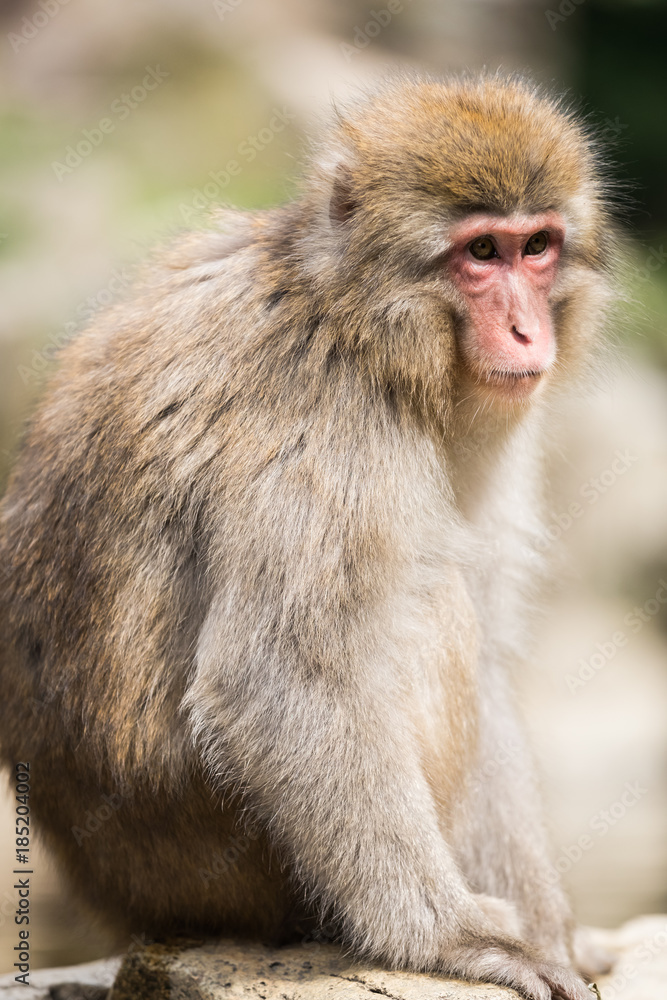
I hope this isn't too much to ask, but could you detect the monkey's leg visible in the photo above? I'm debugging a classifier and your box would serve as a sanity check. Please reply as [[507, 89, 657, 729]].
[[187, 600, 592, 1000], [452, 669, 577, 970]]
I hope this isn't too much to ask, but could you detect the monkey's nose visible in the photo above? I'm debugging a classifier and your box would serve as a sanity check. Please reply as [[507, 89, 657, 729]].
[[511, 325, 532, 345]]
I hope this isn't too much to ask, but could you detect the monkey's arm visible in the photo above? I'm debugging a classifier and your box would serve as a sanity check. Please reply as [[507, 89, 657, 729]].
[[191, 603, 459, 953]]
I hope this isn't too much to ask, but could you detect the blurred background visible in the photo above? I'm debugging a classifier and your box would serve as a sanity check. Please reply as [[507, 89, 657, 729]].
[[0, 0, 666, 975]]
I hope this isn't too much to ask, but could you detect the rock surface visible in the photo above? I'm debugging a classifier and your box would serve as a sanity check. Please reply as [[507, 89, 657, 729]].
[[109, 938, 514, 999], [0, 956, 121, 1000], [1, 916, 666, 1000]]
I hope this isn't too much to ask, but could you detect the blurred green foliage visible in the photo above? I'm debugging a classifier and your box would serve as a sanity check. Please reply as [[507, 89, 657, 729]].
[[577, 0, 667, 237], [571, 0, 667, 366]]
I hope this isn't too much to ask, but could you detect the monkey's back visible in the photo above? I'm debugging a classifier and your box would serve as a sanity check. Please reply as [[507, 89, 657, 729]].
[[0, 219, 316, 935]]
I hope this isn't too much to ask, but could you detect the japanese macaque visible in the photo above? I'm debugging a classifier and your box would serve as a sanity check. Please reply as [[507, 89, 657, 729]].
[[0, 75, 616, 999]]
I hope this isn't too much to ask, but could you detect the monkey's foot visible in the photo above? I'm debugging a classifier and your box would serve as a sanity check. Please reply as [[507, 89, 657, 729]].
[[573, 924, 616, 979]]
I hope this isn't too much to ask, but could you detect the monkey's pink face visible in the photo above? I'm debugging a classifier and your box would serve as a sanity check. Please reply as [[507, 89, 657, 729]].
[[448, 211, 565, 401]]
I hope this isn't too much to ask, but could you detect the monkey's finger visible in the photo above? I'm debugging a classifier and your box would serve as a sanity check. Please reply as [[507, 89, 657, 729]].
[[460, 954, 552, 1000], [536, 962, 598, 1000], [496, 964, 552, 1000], [443, 943, 553, 1000]]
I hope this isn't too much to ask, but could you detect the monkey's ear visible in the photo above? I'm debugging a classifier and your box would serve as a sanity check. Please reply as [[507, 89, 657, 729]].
[[329, 164, 358, 226]]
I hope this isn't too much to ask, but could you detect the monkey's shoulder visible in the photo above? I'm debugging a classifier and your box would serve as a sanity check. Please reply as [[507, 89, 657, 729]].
[[2, 207, 320, 526], [35, 209, 284, 415]]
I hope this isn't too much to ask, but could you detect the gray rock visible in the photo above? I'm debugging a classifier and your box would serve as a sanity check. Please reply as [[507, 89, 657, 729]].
[[2, 916, 666, 1000], [0, 957, 121, 1000], [585, 916, 667, 1000], [108, 938, 518, 999]]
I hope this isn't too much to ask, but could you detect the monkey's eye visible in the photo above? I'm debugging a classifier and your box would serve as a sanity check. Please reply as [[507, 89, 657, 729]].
[[469, 236, 497, 260], [525, 231, 548, 255]]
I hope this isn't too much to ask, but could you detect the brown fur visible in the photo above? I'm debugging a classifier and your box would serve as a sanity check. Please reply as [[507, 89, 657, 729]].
[[0, 74, 616, 999]]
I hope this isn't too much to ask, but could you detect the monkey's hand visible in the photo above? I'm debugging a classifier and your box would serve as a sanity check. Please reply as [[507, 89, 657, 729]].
[[440, 930, 595, 1000]]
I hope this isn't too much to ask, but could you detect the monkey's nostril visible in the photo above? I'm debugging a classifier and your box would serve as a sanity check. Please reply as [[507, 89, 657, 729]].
[[511, 326, 530, 345]]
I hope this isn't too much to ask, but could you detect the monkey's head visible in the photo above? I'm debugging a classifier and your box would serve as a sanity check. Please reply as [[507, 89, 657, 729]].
[[296, 74, 616, 419]]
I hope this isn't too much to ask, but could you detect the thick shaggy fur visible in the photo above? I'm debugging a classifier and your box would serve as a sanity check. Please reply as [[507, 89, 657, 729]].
[[0, 75, 614, 998]]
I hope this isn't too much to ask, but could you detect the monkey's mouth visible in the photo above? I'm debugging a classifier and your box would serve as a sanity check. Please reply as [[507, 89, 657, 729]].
[[481, 367, 546, 398]]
